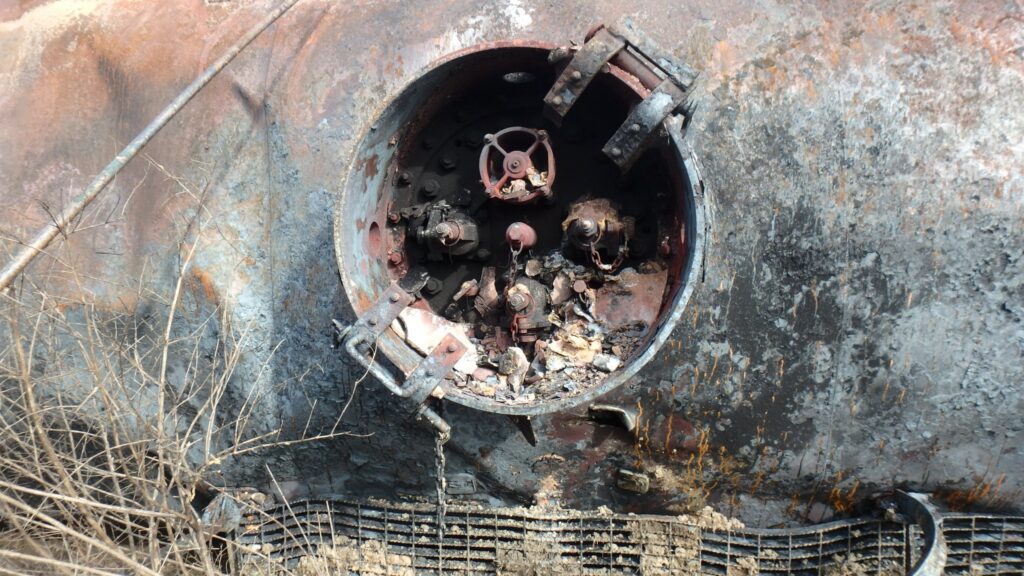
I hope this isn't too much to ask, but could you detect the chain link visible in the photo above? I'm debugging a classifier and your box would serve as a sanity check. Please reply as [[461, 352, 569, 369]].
[[434, 429, 448, 543]]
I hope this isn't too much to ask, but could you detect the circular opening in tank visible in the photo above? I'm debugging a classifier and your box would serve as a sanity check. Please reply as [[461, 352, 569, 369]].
[[335, 43, 700, 416]]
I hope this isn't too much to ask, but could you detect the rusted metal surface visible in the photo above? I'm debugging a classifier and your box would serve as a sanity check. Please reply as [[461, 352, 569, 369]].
[[562, 197, 635, 272], [0, 0, 301, 293], [1, 0, 1022, 529], [504, 222, 537, 251], [893, 491, 947, 575], [602, 78, 687, 169], [546, 18, 697, 171], [607, 16, 698, 90], [593, 268, 668, 330], [404, 333, 468, 407], [543, 27, 625, 122]]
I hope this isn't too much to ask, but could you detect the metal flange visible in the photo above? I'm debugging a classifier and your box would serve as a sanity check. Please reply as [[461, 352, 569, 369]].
[[335, 283, 466, 436]]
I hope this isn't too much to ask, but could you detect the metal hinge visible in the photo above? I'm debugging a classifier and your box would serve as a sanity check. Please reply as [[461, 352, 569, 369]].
[[543, 17, 699, 171], [333, 283, 466, 437]]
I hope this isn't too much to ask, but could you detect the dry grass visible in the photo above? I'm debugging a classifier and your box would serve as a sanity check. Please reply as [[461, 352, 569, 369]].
[[0, 158, 370, 575], [0, 266, 374, 574]]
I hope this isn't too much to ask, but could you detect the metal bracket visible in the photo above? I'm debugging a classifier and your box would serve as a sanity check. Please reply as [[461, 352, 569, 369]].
[[404, 333, 465, 405], [603, 79, 687, 171], [544, 17, 699, 171], [543, 28, 625, 125], [356, 284, 415, 336], [335, 283, 466, 436]]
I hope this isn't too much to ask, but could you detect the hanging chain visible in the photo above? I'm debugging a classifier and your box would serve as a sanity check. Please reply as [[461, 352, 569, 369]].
[[434, 428, 449, 542], [508, 244, 522, 284]]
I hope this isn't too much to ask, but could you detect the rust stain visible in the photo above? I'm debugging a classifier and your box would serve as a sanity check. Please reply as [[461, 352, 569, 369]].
[[363, 154, 379, 179], [593, 269, 668, 330], [189, 267, 219, 304]]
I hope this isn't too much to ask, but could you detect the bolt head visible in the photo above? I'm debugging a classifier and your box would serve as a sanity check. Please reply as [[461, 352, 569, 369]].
[[446, 342, 457, 353], [570, 70, 583, 82], [629, 123, 641, 133], [424, 278, 443, 295], [507, 291, 529, 311], [388, 293, 401, 303], [434, 222, 456, 239], [609, 147, 622, 157], [367, 318, 378, 326], [422, 179, 440, 197], [551, 95, 564, 106], [576, 218, 598, 238]]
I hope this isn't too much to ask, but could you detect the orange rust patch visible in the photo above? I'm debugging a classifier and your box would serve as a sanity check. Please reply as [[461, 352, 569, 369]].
[[189, 267, 219, 304]]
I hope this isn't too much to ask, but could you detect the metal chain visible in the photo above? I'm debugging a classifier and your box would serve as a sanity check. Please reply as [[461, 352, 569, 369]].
[[434, 429, 449, 542]]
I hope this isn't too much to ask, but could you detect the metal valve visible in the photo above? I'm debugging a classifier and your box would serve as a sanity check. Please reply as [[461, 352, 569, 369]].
[[479, 127, 556, 204]]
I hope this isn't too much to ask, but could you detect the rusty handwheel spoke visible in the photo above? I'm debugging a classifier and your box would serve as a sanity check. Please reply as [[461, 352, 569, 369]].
[[490, 139, 509, 156]]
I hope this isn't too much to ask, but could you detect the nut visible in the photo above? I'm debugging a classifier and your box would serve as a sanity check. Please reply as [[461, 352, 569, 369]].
[[573, 218, 599, 239], [422, 179, 441, 198], [424, 277, 443, 296], [507, 291, 530, 312], [433, 222, 456, 239]]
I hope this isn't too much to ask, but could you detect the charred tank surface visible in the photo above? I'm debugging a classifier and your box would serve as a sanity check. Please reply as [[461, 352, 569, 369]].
[[335, 42, 702, 420]]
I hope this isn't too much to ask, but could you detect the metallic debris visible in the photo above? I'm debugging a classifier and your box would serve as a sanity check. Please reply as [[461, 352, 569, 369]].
[[616, 469, 651, 494]]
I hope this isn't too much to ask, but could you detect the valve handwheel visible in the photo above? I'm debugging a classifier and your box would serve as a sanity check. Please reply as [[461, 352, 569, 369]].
[[479, 126, 556, 204]]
